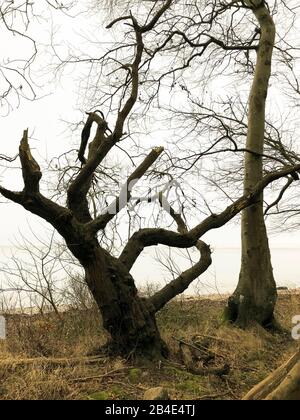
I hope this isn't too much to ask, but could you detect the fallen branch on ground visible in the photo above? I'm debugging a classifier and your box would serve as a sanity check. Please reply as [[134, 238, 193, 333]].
[[0, 356, 106, 369], [243, 350, 300, 400], [70, 367, 134, 383]]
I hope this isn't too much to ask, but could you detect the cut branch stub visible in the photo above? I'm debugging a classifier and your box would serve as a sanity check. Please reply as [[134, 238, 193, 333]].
[[78, 112, 109, 164], [19, 130, 42, 194]]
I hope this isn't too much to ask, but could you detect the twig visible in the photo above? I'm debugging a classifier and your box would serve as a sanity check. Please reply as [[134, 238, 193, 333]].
[[172, 336, 226, 359], [196, 391, 230, 400], [193, 333, 239, 344], [0, 356, 106, 368], [70, 367, 133, 383]]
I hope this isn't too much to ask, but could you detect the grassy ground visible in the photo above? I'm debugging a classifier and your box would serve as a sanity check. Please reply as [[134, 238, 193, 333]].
[[0, 292, 299, 400]]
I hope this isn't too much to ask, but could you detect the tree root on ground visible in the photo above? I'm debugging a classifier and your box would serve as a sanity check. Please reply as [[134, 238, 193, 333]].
[[243, 350, 300, 400]]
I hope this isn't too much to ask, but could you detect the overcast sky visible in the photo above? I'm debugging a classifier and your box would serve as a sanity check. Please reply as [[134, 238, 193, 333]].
[[0, 1, 300, 295]]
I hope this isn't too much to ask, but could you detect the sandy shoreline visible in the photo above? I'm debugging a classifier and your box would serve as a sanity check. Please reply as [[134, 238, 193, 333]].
[[183, 288, 300, 302]]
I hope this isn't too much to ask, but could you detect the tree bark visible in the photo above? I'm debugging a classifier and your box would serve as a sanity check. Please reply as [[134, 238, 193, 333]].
[[243, 350, 300, 400], [75, 242, 168, 359], [2, 2, 300, 361], [227, 1, 277, 327], [2, 135, 300, 359]]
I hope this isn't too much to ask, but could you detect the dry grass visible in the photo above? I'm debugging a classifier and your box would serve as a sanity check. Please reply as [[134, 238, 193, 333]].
[[5, 309, 106, 358], [0, 293, 299, 400]]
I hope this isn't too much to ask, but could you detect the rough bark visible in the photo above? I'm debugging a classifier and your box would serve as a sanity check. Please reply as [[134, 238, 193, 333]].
[[1, 130, 300, 358], [243, 350, 300, 400], [1, 2, 300, 359], [228, 0, 277, 327], [78, 244, 168, 359]]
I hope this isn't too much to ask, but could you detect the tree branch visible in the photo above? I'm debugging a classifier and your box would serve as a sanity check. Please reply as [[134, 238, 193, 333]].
[[88, 146, 164, 232], [68, 12, 148, 221], [0, 153, 18, 163], [0, 132, 75, 239], [140, 0, 173, 33], [78, 111, 110, 165], [112, 15, 144, 141], [264, 176, 294, 215], [148, 194, 212, 313], [0, 187, 24, 204], [120, 164, 300, 270], [19, 129, 42, 194], [68, 112, 112, 223], [148, 241, 212, 312]]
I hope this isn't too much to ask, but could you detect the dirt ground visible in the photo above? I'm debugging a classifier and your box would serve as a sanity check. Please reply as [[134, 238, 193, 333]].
[[0, 291, 299, 400]]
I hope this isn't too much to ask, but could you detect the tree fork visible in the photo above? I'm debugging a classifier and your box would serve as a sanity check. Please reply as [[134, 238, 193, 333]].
[[1, 132, 300, 358]]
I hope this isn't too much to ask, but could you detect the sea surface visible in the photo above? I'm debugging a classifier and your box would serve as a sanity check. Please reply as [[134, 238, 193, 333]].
[[1, 246, 299, 297], [133, 247, 300, 296]]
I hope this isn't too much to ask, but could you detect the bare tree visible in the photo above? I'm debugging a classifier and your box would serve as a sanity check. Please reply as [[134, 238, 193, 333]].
[[1, 2, 300, 358], [0, 230, 82, 317], [0, 0, 75, 111], [165, 1, 300, 326], [226, 0, 277, 327], [94, 0, 299, 327]]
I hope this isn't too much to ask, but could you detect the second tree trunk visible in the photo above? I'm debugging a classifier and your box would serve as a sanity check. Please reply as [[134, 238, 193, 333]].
[[228, 200, 277, 327], [227, 2, 277, 327]]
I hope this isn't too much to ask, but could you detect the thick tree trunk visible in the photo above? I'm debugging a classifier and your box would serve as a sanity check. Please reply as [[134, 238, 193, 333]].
[[228, 211, 277, 327], [227, 1, 277, 327], [76, 244, 167, 359], [243, 350, 300, 400]]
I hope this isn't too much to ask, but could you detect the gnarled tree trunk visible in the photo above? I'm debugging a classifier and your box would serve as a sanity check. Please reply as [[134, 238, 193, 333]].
[[227, 0, 277, 327], [2, 2, 300, 361], [1, 130, 300, 359], [79, 244, 168, 359]]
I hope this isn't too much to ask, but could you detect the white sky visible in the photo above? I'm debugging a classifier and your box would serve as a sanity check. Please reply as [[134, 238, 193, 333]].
[[0, 1, 300, 295]]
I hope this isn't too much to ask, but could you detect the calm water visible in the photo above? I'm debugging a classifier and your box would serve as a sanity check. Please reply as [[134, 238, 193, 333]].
[[205, 247, 300, 294], [133, 247, 300, 296], [1, 246, 299, 297]]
